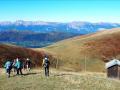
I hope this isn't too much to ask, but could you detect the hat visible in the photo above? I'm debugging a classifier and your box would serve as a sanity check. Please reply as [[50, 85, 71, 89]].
[[16, 58, 19, 62], [27, 58, 29, 60]]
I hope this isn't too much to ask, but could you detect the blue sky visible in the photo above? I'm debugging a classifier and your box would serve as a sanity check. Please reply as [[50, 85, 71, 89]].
[[0, 0, 120, 23]]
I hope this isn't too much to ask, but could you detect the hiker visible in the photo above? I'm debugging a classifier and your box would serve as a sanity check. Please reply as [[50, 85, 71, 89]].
[[26, 58, 31, 71], [42, 56, 50, 77], [4, 59, 12, 78], [12, 59, 17, 74], [15, 58, 23, 75]]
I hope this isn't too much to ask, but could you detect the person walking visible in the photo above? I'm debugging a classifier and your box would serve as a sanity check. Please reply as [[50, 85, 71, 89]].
[[26, 58, 31, 71], [42, 56, 50, 77], [15, 58, 23, 75], [12, 59, 17, 74], [4, 59, 12, 78]]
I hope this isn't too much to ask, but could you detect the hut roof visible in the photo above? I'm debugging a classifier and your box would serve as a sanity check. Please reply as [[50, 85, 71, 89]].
[[105, 59, 120, 69]]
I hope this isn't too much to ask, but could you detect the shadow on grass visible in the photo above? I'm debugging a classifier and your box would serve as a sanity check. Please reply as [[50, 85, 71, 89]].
[[11, 72, 41, 77], [22, 72, 39, 76], [54, 73, 73, 77]]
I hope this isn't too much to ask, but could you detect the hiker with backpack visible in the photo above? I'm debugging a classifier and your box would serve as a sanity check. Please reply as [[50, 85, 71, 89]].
[[4, 59, 12, 78], [42, 56, 50, 77], [15, 58, 23, 75]]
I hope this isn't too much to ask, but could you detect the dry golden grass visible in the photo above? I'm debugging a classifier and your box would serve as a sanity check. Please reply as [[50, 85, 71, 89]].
[[35, 28, 120, 72], [0, 68, 120, 90]]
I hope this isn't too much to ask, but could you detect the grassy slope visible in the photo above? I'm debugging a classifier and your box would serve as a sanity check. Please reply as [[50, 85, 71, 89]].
[[36, 28, 120, 72], [0, 69, 120, 90], [0, 44, 45, 68]]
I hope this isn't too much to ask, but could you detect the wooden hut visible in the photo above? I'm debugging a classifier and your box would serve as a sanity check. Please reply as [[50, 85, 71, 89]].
[[105, 59, 120, 79]]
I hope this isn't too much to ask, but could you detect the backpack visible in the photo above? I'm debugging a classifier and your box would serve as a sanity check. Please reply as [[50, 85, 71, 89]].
[[44, 58, 49, 67], [5, 61, 12, 69]]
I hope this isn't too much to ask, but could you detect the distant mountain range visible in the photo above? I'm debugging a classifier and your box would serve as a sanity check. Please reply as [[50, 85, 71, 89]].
[[0, 30, 80, 48], [0, 20, 120, 34], [0, 20, 120, 48]]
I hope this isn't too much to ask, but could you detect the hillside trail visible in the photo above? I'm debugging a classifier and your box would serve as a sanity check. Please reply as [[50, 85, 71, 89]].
[[0, 68, 106, 80], [0, 68, 108, 86], [1, 68, 120, 90]]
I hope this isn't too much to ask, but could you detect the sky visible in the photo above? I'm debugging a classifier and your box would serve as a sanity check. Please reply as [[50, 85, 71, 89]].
[[0, 0, 120, 23]]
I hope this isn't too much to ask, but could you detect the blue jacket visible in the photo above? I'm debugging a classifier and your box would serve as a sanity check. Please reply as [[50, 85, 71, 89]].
[[15, 61, 21, 69], [4, 61, 11, 69]]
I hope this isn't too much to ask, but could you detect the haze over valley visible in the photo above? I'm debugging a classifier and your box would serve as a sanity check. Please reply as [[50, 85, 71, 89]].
[[0, 20, 120, 48]]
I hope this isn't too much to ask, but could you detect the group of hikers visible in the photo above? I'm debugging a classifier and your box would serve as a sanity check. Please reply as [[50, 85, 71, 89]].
[[4, 58, 31, 78], [4, 56, 50, 78]]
